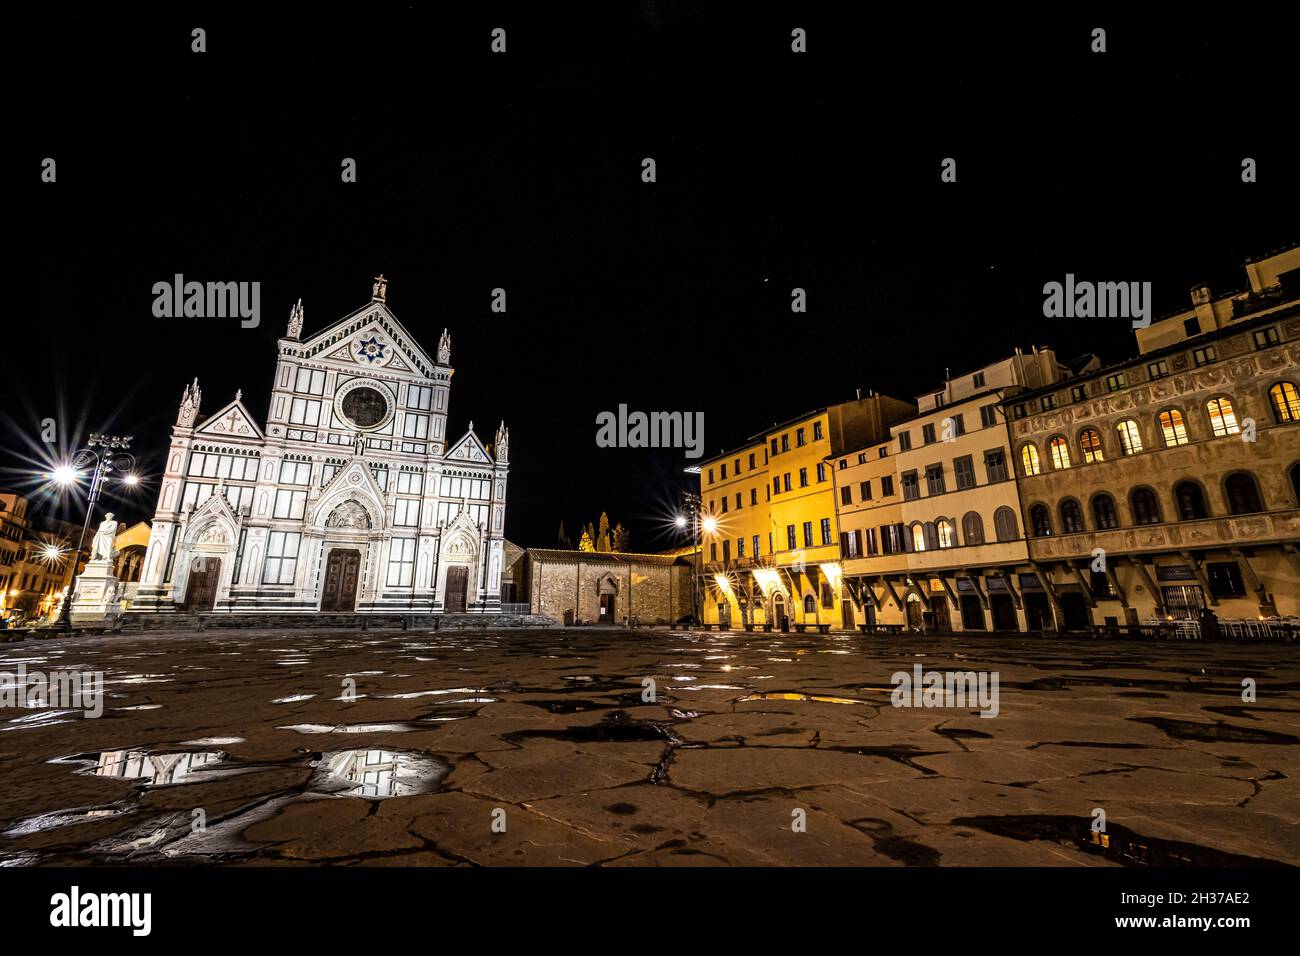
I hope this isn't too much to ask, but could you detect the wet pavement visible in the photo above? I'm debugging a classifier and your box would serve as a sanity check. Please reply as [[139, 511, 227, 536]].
[[0, 628, 1297, 866]]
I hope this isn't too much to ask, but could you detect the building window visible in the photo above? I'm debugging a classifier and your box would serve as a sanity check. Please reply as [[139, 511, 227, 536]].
[[953, 455, 975, 490], [720, 464, 727, 480], [734, 458, 741, 474], [860, 480, 872, 500], [288, 398, 321, 426], [720, 497, 728, 514], [841, 486, 852, 506], [973, 371, 985, 388], [781, 434, 790, 453], [796, 427, 806, 447], [804, 594, 817, 615], [386, 538, 416, 587], [407, 384, 433, 410], [820, 518, 832, 546], [708, 468, 714, 485], [1130, 487, 1162, 525], [858, 453, 867, 464], [393, 498, 420, 527], [1013, 403, 1027, 419], [783, 474, 791, 492], [962, 512, 984, 546], [787, 525, 797, 550], [1159, 409, 1189, 447], [1253, 327, 1279, 350], [1269, 382, 1300, 423], [263, 531, 301, 585], [750, 488, 758, 506], [1048, 436, 1071, 470], [294, 367, 326, 394], [1206, 397, 1240, 437], [770, 438, 778, 456], [1224, 472, 1264, 514], [1174, 481, 1209, 520], [911, 523, 926, 552], [1020, 444, 1041, 476], [753, 535, 760, 558], [937, 518, 956, 549], [735, 493, 742, 510], [1059, 499, 1084, 533], [799, 468, 808, 488], [273, 488, 307, 519], [816, 463, 827, 482], [803, 521, 814, 548], [901, 470, 919, 501], [279, 460, 311, 485], [1042, 394, 1057, 411], [1092, 494, 1119, 529], [1079, 428, 1104, 464], [1071, 385, 1087, 402], [984, 449, 1008, 483], [948, 413, 966, 437], [881, 475, 895, 497], [736, 537, 745, 557], [749, 453, 756, 469], [1207, 562, 1246, 598], [1192, 346, 1217, 367], [925, 464, 945, 495], [993, 506, 1018, 542], [710, 543, 717, 562], [898, 431, 912, 451], [1116, 419, 1144, 455], [1029, 504, 1052, 537], [1184, 317, 1200, 337], [772, 477, 781, 495], [402, 413, 430, 439], [1148, 360, 1170, 380], [1106, 373, 1126, 392], [922, 423, 936, 444], [980, 404, 998, 427], [813, 421, 824, 440]]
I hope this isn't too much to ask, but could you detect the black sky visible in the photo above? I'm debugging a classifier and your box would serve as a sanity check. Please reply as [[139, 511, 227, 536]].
[[8, 5, 1297, 549]]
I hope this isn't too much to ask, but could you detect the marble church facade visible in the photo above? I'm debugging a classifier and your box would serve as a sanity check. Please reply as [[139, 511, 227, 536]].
[[132, 277, 510, 615]]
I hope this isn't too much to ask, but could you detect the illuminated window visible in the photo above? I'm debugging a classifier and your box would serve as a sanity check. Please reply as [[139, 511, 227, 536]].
[[1116, 419, 1143, 455], [1020, 444, 1041, 476], [1206, 397, 1239, 437], [937, 519, 956, 549], [1159, 409, 1189, 447], [1269, 382, 1300, 423], [1079, 429, 1104, 463], [1048, 436, 1071, 469], [911, 523, 926, 552]]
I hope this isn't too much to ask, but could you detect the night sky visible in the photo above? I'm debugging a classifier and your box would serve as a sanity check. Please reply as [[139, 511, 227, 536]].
[[8, 6, 1296, 550]]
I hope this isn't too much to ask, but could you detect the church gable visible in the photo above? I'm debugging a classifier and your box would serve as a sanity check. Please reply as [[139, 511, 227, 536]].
[[194, 398, 264, 442], [298, 304, 437, 378], [313, 457, 388, 526], [446, 429, 492, 464]]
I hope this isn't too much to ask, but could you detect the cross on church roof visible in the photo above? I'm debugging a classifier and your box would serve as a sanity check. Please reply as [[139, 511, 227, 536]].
[[372, 274, 388, 303]]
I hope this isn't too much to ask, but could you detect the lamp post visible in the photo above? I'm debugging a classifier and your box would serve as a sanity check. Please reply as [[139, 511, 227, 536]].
[[52, 433, 137, 631], [678, 491, 702, 628]]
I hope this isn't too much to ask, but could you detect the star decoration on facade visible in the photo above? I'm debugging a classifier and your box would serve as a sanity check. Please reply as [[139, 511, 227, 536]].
[[357, 335, 387, 363]]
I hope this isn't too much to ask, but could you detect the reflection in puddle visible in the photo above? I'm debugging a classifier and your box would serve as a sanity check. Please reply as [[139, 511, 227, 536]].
[[310, 748, 449, 799], [736, 691, 872, 705], [272, 694, 316, 704], [278, 722, 419, 734], [181, 737, 244, 746], [88, 750, 225, 786], [3, 806, 132, 837]]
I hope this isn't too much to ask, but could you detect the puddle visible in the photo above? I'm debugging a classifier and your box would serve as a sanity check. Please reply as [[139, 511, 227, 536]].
[[1132, 717, 1300, 745], [272, 694, 316, 704], [504, 710, 671, 745], [736, 691, 873, 705], [278, 722, 420, 734], [952, 814, 1290, 867], [2, 806, 133, 837], [308, 748, 450, 799], [181, 737, 244, 746]]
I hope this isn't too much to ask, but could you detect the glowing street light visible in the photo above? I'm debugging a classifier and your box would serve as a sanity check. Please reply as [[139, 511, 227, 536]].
[[674, 514, 688, 529], [122, 474, 140, 487], [52, 465, 79, 485], [702, 515, 718, 534]]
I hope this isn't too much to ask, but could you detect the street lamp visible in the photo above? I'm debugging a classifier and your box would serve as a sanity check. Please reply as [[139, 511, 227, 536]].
[[50, 433, 138, 630], [679, 490, 702, 628]]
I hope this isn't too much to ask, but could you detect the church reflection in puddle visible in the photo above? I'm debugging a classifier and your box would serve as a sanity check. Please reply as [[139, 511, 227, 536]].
[[311, 748, 449, 799], [91, 750, 224, 786]]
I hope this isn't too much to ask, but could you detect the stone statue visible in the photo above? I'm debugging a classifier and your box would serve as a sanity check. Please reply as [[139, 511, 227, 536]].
[[90, 513, 120, 562], [372, 274, 388, 303], [438, 328, 451, 365]]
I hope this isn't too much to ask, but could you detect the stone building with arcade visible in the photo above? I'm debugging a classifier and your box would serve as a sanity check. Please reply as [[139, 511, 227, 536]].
[[131, 277, 511, 616]]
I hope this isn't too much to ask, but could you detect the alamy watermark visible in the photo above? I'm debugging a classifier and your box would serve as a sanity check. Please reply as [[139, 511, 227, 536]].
[[0, 664, 104, 718], [152, 275, 260, 328], [1043, 275, 1152, 329], [891, 663, 999, 718], [596, 404, 705, 459]]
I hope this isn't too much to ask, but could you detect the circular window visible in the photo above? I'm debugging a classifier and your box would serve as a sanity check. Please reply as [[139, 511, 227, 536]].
[[341, 386, 388, 428]]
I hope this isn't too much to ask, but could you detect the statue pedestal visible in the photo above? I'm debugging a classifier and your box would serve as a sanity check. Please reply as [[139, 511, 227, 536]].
[[70, 560, 122, 626]]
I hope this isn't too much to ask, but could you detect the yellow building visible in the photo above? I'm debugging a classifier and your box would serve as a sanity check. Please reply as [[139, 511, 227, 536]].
[[698, 394, 913, 630]]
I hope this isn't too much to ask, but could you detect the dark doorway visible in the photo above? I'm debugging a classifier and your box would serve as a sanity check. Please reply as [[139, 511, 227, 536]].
[[960, 595, 986, 630], [773, 595, 788, 631], [929, 596, 952, 632], [1162, 585, 1206, 620], [905, 600, 924, 630], [599, 592, 616, 623], [717, 601, 731, 629], [990, 594, 1018, 631], [1059, 592, 1092, 629], [182, 556, 221, 611], [842, 598, 855, 629], [1023, 593, 1052, 631], [322, 549, 361, 612], [444, 565, 469, 613]]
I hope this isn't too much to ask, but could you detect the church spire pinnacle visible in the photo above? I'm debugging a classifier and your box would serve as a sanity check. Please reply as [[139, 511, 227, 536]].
[[286, 298, 304, 339]]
